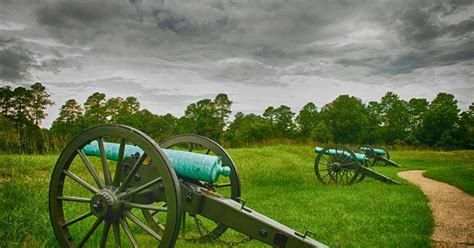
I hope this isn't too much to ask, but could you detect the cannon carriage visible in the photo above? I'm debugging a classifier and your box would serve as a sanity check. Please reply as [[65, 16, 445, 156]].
[[49, 125, 327, 247], [313, 145, 400, 185], [358, 145, 402, 167]]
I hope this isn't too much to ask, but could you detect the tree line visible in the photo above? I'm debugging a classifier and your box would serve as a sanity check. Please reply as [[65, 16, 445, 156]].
[[0, 83, 472, 154]]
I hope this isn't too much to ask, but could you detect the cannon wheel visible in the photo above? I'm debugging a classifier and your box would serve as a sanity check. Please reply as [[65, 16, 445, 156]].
[[314, 145, 361, 185], [352, 147, 368, 182], [382, 147, 390, 161], [375, 147, 390, 166], [359, 145, 376, 167], [143, 134, 241, 243], [49, 125, 182, 247]]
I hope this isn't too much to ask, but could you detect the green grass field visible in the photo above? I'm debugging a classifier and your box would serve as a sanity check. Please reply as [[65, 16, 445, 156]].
[[1, 145, 473, 247]]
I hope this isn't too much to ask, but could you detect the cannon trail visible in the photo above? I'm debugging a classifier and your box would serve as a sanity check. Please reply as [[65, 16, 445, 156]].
[[398, 170, 474, 247]]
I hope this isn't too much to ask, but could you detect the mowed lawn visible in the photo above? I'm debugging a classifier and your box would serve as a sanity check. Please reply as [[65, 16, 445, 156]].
[[1, 145, 473, 247]]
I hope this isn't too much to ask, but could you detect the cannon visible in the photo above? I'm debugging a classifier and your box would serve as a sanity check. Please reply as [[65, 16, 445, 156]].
[[49, 125, 328, 247], [313, 145, 400, 185], [358, 145, 401, 167]]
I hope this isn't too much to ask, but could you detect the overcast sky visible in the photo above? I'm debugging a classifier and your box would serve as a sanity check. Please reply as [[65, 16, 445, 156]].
[[1, 0, 473, 127]]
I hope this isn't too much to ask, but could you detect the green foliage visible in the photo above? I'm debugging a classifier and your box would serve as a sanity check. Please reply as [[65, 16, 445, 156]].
[[50, 99, 84, 139], [30, 83, 54, 126], [320, 95, 370, 144], [83, 92, 108, 126], [0, 83, 472, 153], [225, 112, 273, 147], [263, 105, 296, 138], [180, 98, 222, 140], [311, 122, 333, 143], [458, 103, 474, 148], [379, 92, 411, 144], [0, 83, 53, 154], [0, 115, 19, 153], [135, 111, 177, 142], [296, 102, 319, 139], [420, 93, 460, 146], [177, 93, 232, 142], [214, 93, 232, 135]]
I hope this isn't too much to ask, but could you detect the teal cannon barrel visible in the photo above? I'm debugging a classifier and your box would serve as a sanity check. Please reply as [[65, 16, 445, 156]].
[[82, 141, 231, 183], [314, 146, 368, 162], [359, 146, 386, 155]]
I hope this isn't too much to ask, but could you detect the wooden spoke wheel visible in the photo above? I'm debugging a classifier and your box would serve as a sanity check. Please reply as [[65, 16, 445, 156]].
[[143, 135, 241, 243], [314, 145, 361, 185], [359, 145, 376, 167], [49, 125, 182, 247], [380, 147, 391, 166], [352, 147, 368, 182]]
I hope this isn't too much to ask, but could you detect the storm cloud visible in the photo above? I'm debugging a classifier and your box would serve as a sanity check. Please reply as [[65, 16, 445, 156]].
[[0, 37, 35, 81], [0, 0, 472, 127], [31, 0, 474, 75], [0, 36, 81, 82]]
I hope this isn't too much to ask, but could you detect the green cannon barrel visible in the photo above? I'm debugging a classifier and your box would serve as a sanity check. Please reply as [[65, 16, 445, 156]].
[[314, 147, 368, 162], [82, 141, 231, 183], [359, 146, 386, 155]]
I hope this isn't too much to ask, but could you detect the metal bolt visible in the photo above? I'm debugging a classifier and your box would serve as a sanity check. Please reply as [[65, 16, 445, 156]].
[[259, 229, 268, 237], [185, 193, 192, 202], [134, 174, 141, 181]]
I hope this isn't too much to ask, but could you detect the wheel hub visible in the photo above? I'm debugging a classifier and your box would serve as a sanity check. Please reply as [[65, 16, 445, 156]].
[[90, 189, 121, 218], [331, 162, 342, 172]]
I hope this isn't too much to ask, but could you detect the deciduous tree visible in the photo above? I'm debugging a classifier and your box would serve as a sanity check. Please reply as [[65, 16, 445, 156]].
[[420, 93, 460, 146], [296, 102, 319, 139], [320, 95, 369, 144]]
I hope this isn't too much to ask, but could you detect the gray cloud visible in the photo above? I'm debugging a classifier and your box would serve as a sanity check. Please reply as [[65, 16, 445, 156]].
[[31, 0, 473, 77], [337, 42, 474, 74], [0, 36, 35, 81], [446, 17, 474, 38], [0, 36, 81, 82], [32, 1, 369, 57], [39, 57, 82, 74], [334, 0, 474, 75], [46, 77, 154, 95], [392, 1, 473, 46]]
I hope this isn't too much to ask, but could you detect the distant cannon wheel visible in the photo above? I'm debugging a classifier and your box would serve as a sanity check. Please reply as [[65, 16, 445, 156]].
[[143, 135, 241, 243], [351, 147, 367, 182], [359, 145, 376, 167], [314, 145, 361, 185], [377, 147, 391, 166], [49, 125, 182, 247]]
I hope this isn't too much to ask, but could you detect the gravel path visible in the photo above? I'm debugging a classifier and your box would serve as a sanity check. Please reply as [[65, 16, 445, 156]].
[[398, 170, 474, 247]]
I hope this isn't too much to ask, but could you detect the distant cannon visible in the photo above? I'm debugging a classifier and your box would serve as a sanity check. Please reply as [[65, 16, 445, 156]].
[[358, 145, 402, 167], [49, 125, 328, 247], [314, 146, 400, 185]]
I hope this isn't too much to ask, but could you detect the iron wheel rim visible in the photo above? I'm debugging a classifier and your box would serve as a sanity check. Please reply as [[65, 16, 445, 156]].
[[359, 145, 376, 167], [314, 145, 360, 185], [143, 134, 241, 242], [49, 125, 182, 247]]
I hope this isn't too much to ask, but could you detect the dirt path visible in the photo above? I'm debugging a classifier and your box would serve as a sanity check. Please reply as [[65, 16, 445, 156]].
[[398, 170, 474, 247]]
